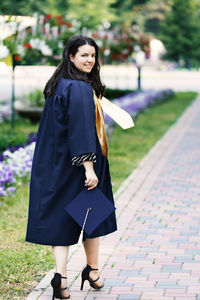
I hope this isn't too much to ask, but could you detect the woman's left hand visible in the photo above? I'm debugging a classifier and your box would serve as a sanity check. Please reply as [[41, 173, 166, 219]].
[[83, 161, 99, 190]]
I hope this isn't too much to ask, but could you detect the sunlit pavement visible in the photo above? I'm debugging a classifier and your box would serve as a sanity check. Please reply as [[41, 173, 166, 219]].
[[0, 64, 200, 102], [26, 95, 200, 298]]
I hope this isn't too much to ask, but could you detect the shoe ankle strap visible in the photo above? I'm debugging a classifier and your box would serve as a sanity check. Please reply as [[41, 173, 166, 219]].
[[87, 264, 99, 271], [60, 285, 68, 290], [54, 272, 67, 279], [90, 268, 98, 271]]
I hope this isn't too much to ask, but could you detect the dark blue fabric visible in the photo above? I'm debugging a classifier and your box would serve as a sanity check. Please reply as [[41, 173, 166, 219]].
[[26, 78, 117, 246]]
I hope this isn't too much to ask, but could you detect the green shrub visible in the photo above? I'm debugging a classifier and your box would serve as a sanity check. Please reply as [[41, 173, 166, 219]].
[[0, 132, 28, 153], [24, 89, 45, 107], [104, 88, 135, 100]]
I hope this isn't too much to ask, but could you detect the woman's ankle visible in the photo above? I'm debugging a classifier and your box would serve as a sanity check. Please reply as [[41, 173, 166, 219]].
[[87, 263, 98, 269]]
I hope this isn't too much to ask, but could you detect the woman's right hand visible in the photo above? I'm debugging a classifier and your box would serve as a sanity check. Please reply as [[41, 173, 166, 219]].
[[82, 161, 98, 190]]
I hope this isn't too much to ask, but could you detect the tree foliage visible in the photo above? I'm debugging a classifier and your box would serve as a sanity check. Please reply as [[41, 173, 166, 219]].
[[0, 0, 69, 15], [0, 0, 150, 27], [112, 0, 150, 10], [140, 0, 171, 35], [67, 0, 116, 29], [111, 0, 151, 26], [160, 0, 200, 67]]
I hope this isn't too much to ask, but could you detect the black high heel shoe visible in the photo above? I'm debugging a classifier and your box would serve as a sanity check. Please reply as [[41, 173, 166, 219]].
[[80, 264, 104, 291], [51, 272, 70, 299]]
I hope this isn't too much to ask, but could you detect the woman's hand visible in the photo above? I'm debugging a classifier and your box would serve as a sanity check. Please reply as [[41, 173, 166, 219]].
[[82, 161, 98, 190]]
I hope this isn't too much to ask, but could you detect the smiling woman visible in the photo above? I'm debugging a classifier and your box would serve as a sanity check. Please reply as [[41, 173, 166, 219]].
[[69, 44, 96, 73]]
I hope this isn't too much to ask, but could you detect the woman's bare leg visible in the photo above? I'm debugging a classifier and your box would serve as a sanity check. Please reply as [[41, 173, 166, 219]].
[[83, 237, 103, 287], [52, 246, 70, 297]]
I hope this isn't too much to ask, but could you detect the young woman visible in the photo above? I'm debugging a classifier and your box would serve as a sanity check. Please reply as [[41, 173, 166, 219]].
[[26, 35, 117, 299]]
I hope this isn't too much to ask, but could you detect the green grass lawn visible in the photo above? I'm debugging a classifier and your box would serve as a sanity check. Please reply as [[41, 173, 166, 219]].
[[0, 118, 38, 153], [0, 91, 197, 299]]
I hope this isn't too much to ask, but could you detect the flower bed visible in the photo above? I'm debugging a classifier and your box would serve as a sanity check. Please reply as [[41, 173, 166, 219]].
[[0, 143, 35, 197], [104, 89, 174, 132], [0, 89, 173, 198]]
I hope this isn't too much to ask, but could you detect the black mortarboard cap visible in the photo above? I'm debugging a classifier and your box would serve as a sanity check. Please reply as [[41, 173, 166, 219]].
[[65, 187, 116, 235]]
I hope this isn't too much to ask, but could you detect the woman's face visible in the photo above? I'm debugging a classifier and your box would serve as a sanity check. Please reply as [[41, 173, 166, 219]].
[[69, 44, 96, 73]]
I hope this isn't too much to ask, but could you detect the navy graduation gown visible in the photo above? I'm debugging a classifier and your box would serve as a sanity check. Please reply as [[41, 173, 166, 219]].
[[26, 78, 117, 246]]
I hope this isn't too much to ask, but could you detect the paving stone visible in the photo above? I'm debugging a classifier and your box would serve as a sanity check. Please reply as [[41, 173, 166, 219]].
[[126, 254, 148, 260], [170, 238, 188, 243], [161, 265, 182, 272], [110, 286, 133, 294], [156, 281, 177, 287], [186, 249, 200, 255], [118, 295, 140, 300], [119, 270, 140, 276], [181, 231, 199, 236], [174, 298, 196, 300], [174, 256, 194, 262]]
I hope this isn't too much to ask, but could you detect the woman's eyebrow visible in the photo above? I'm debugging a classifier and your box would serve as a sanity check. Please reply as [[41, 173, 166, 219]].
[[80, 52, 96, 55]]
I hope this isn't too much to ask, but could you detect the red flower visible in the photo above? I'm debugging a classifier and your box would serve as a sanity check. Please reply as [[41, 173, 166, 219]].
[[92, 32, 99, 39], [57, 20, 64, 25], [24, 43, 32, 49], [14, 55, 21, 61], [120, 53, 127, 60], [66, 21, 72, 28], [104, 34, 108, 40], [112, 53, 118, 60], [46, 14, 52, 19], [55, 15, 64, 25]]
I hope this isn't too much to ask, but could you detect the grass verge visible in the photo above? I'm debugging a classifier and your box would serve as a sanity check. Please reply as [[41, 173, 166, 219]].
[[0, 91, 197, 298], [0, 118, 37, 154]]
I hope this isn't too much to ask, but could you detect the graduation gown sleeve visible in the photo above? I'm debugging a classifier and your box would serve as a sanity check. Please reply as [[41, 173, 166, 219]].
[[68, 80, 97, 160]]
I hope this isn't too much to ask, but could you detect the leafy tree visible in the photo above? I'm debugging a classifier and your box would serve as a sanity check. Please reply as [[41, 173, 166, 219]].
[[0, 0, 69, 15], [111, 0, 151, 26], [112, 0, 150, 10], [67, 0, 116, 30], [160, 0, 200, 67], [141, 0, 172, 35]]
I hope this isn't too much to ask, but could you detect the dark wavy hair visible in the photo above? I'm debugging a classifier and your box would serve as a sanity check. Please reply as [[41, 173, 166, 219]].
[[43, 35, 105, 98]]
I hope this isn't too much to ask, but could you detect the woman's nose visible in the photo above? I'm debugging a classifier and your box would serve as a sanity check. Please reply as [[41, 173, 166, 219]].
[[87, 56, 94, 62]]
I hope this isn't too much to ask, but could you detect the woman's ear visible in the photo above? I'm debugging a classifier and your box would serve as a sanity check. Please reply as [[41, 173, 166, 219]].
[[69, 54, 74, 62]]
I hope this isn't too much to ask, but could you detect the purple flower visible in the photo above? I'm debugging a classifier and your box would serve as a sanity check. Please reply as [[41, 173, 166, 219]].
[[7, 186, 16, 194], [0, 185, 7, 196]]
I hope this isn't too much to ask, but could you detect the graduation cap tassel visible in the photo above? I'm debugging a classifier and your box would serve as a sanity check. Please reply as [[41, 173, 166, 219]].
[[78, 207, 92, 245], [82, 207, 92, 232]]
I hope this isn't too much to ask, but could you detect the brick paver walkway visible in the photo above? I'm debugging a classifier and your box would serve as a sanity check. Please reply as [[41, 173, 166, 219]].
[[26, 95, 200, 300]]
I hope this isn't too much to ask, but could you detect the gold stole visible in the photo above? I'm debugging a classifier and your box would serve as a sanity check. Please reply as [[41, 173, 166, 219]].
[[93, 91, 109, 159]]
